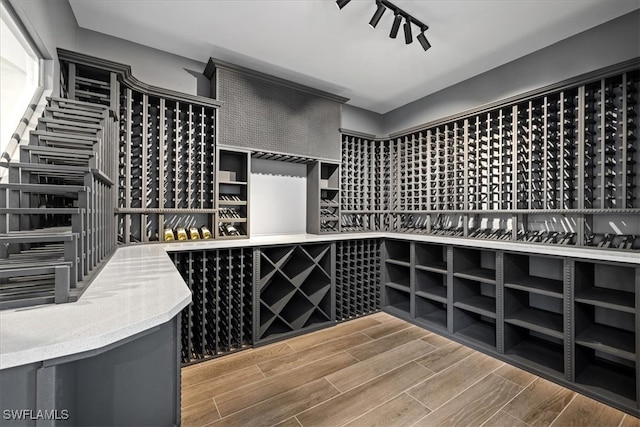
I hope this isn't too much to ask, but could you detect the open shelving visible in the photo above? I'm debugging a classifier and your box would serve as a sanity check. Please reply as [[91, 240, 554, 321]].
[[414, 243, 448, 330], [573, 260, 638, 406], [308, 161, 341, 234], [256, 243, 334, 344], [216, 148, 250, 239], [382, 240, 412, 318], [452, 247, 497, 349]]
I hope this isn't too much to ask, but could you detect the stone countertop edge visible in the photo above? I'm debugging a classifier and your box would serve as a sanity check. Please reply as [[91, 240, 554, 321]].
[[1, 232, 638, 370]]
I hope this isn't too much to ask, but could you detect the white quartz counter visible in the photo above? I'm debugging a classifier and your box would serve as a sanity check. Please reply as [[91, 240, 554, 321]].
[[1, 232, 638, 370]]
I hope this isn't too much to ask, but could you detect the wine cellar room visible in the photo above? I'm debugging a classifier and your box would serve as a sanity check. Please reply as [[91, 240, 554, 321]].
[[0, 0, 639, 426]]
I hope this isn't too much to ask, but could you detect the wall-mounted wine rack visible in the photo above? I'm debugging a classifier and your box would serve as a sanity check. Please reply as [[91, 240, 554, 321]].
[[335, 239, 381, 322], [341, 66, 640, 250], [58, 49, 226, 245], [172, 248, 253, 364], [255, 243, 335, 344]]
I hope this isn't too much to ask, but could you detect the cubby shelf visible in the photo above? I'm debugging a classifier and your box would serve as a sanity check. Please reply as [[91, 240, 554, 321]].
[[216, 148, 250, 239], [377, 238, 639, 416]]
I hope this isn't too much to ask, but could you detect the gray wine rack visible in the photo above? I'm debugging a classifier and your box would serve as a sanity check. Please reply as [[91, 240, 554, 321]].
[[341, 65, 640, 250], [255, 243, 335, 345], [172, 248, 253, 364], [335, 239, 381, 322], [58, 49, 224, 245]]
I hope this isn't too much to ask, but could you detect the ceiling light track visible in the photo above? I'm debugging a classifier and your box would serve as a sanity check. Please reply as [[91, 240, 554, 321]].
[[336, 0, 431, 52]]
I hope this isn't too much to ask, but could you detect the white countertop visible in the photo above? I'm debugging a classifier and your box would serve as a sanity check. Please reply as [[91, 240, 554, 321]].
[[1, 232, 638, 370]]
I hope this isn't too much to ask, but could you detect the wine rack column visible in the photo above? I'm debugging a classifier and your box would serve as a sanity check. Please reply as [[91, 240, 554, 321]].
[[172, 248, 253, 364], [335, 239, 381, 321], [255, 243, 334, 345], [216, 148, 250, 239]]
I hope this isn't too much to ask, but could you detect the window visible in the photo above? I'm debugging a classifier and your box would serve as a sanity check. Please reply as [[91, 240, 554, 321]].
[[0, 1, 41, 155]]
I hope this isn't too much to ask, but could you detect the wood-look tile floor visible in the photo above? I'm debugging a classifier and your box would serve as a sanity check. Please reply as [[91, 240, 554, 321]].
[[181, 313, 640, 427]]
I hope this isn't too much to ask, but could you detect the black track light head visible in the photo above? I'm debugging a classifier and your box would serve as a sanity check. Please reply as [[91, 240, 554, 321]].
[[369, 2, 386, 29], [417, 32, 431, 51], [403, 19, 413, 44], [336, 0, 351, 9], [389, 13, 402, 39]]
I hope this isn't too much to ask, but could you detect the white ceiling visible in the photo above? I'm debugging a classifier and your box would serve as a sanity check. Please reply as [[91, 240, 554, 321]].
[[68, 0, 639, 114]]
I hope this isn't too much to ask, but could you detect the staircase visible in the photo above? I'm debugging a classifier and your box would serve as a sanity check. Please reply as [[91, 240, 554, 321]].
[[0, 97, 117, 309]]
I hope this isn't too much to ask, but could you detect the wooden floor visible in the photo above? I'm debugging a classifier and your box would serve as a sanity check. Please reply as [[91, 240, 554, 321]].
[[181, 312, 639, 427]]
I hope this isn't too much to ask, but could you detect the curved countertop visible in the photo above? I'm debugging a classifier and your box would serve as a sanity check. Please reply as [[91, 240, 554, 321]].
[[1, 232, 638, 370]]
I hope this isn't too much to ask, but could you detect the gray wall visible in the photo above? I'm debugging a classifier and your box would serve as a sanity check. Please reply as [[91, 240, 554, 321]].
[[10, 0, 209, 98], [383, 10, 640, 135], [76, 28, 210, 97], [341, 104, 385, 136]]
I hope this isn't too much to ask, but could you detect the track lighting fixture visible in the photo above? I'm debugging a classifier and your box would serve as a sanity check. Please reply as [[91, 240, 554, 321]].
[[403, 19, 412, 44], [417, 31, 431, 51], [389, 13, 402, 39], [368, 1, 386, 29], [337, 0, 432, 53]]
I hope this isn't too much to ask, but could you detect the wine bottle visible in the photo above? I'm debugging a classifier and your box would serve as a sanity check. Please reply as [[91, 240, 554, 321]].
[[189, 227, 201, 240], [164, 228, 175, 241], [176, 227, 188, 241], [201, 226, 212, 239]]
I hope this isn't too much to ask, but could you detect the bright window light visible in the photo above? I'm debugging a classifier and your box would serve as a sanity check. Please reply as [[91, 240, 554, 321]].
[[1, 2, 40, 154]]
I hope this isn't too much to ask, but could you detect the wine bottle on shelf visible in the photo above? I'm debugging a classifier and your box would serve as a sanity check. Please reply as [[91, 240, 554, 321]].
[[176, 227, 188, 241], [190, 227, 201, 240], [201, 226, 212, 239], [164, 228, 175, 241]]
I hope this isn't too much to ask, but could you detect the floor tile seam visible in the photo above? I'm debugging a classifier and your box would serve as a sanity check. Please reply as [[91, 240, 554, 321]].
[[548, 393, 579, 427], [294, 361, 432, 425], [258, 332, 371, 375], [415, 348, 478, 375], [286, 323, 378, 352], [361, 323, 412, 339], [347, 330, 431, 362], [404, 390, 434, 412], [182, 365, 267, 405], [215, 351, 357, 415], [183, 344, 294, 387], [489, 375, 540, 427], [336, 359, 431, 394], [215, 377, 339, 422], [408, 369, 498, 413], [289, 379, 345, 425], [334, 392, 408, 427], [493, 370, 537, 390]]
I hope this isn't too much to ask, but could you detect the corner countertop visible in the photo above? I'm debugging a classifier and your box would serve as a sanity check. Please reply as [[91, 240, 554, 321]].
[[1, 232, 638, 370]]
